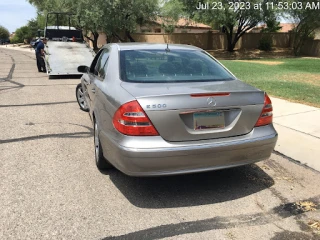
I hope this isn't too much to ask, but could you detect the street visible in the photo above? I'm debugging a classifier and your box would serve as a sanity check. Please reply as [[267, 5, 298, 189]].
[[0, 47, 319, 240]]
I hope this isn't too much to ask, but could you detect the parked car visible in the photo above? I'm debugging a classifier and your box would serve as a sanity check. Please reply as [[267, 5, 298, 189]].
[[77, 43, 278, 176], [0, 38, 10, 44]]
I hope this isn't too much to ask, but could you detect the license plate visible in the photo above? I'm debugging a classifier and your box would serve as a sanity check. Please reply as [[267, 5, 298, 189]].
[[194, 111, 225, 130]]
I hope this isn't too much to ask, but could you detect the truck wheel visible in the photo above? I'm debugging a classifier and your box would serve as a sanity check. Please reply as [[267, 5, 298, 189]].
[[94, 119, 113, 170], [76, 83, 89, 112]]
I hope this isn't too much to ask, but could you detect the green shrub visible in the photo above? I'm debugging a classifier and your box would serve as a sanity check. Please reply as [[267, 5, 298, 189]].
[[9, 36, 19, 44], [258, 36, 272, 51], [14, 26, 33, 43]]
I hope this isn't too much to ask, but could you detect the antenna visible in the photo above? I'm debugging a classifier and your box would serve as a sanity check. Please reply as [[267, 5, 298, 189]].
[[165, 43, 170, 52]]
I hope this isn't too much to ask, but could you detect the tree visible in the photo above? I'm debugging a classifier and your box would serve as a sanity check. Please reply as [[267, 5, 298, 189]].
[[261, 10, 282, 33], [77, 0, 159, 47], [111, 0, 160, 41], [15, 26, 33, 42], [259, 13, 282, 51], [260, 19, 282, 33], [0, 25, 10, 40], [179, 0, 278, 51], [74, 0, 111, 51], [13, 26, 33, 43], [287, 0, 320, 56], [28, 0, 77, 27], [29, 0, 113, 50], [27, 18, 41, 38], [28, 0, 75, 12], [28, 0, 159, 50], [160, 0, 185, 33]]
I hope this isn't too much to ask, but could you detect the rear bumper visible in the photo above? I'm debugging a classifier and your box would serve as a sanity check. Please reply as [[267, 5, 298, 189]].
[[100, 125, 277, 176]]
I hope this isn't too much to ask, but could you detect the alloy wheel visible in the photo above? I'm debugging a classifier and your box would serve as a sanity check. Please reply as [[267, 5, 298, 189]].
[[77, 87, 87, 109]]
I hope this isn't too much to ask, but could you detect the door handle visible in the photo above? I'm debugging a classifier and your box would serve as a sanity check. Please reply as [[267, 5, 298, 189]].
[[91, 88, 96, 93]]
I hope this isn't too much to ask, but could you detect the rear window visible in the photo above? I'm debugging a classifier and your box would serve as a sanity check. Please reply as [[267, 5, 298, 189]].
[[119, 49, 235, 83]]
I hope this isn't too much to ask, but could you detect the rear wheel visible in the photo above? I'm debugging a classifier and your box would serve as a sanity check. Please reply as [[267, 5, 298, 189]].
[[76, 83, 89, 112], [94, 119, 112, 170]]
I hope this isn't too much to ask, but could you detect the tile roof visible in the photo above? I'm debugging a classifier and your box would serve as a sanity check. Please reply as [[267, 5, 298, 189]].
[[154, 17, 212, 29]]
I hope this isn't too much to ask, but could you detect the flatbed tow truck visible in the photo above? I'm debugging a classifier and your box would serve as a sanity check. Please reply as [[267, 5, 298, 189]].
[[44, 12, 94, 78]]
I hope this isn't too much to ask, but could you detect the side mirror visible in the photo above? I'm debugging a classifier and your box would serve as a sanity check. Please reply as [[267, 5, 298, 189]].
[[78, 65, 89, 73]]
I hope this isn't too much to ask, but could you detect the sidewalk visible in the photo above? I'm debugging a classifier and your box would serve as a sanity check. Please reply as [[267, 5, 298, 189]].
[[0, 44, 34, 53], [271, 97, 320, 172]]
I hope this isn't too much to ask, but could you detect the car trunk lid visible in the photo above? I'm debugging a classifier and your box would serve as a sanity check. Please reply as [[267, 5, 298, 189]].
[[121, 80, 265, 142]]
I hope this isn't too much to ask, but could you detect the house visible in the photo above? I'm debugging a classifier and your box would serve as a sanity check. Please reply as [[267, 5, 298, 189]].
[[136, 17, 212, 34], [84, 18, 212, 48], [251, 23, 320, 39], [277, 23, 320, 39], [278, 23, 296, 32], [250, 23, 296, 33]]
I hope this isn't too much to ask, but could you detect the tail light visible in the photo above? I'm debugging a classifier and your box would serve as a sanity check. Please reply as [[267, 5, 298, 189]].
[[255, 93, 273, 127], [113, 100, 159, 136]]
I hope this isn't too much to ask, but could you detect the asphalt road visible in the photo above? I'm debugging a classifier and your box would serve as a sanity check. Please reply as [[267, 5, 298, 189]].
[[0, 47, 319, 240]]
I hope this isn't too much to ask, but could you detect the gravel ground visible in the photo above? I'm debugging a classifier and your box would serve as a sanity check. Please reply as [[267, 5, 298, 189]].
[[0, 46, 319, 240]]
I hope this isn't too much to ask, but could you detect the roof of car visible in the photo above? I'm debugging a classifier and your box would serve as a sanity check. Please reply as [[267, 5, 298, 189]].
[[111, 43, 202, 51]]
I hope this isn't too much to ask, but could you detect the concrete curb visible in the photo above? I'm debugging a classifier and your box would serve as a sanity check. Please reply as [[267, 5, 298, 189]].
[[271, 97, 320, 172]]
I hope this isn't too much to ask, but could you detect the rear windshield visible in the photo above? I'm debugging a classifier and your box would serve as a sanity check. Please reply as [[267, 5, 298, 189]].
[[119, 49, 235, 83]]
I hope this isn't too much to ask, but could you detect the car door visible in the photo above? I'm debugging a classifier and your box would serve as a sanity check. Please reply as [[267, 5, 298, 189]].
[[82, 49, 104, 112], [88, 48, 110, 118]]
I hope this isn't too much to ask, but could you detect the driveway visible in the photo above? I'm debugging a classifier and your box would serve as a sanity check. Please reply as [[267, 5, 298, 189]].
[[0, 47, 319, 240]]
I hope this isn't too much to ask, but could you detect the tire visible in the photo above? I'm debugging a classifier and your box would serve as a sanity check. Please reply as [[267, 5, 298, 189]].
[[76, 83, 89, 112], [94, 119, 112, 170]]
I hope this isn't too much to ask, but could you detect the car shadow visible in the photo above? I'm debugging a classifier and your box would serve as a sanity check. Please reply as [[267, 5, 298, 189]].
[[101, 163, 274, 209]]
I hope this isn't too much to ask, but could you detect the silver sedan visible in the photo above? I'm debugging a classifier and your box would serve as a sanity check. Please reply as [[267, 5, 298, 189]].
[[77, 43, 277, 176]]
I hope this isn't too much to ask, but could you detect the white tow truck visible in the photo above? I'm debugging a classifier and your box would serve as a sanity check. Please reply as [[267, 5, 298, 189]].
[[44, 12, 94, 78]]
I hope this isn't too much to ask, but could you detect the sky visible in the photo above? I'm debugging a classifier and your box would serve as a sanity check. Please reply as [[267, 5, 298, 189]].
[[0, 0, 37, 33], [0, 0, 292, 34]]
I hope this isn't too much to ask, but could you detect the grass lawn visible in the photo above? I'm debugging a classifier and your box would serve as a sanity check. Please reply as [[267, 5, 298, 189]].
[[220, 58, 320, 107]]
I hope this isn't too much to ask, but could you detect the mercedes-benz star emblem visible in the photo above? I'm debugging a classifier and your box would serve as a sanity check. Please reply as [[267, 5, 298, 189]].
[[207, 97, 216, 106]]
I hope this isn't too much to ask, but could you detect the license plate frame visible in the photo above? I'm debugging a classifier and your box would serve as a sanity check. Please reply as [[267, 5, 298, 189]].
[[193, 111, 225, 130]]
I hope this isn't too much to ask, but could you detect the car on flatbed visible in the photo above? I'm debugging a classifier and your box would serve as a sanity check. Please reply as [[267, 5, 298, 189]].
[[77, 43, 278, 176]]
